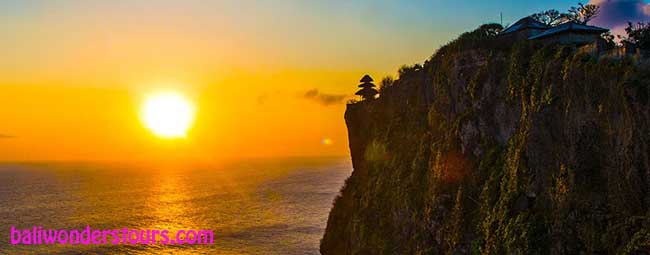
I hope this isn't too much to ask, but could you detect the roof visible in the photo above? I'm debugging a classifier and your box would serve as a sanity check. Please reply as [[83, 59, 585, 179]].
[[501, 17, 549, 34], [355, 87, 378, 97], [528, 22, 608, 40], [360, 75, 374, 83]]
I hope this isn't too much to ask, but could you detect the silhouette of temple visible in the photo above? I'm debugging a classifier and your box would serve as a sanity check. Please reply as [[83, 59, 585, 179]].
[[355, 75, 378, 100]]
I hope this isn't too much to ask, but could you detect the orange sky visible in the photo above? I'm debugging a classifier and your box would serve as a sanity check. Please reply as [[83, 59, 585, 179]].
[[0, 2, 430, 162], [0, 73, 357, 162], [1, 1, 573, 161]]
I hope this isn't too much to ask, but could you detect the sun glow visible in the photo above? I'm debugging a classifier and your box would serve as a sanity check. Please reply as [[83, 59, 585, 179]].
[[142, 92, 195, 138]]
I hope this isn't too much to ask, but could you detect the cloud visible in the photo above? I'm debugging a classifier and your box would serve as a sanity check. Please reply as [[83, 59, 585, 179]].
[[0, 134, 15, 139], [588, 0, 650, 35], [303, 89, 347, 106]]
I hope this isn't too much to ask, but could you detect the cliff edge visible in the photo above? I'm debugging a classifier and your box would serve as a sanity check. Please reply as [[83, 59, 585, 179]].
[[321, 25, 650, 254]]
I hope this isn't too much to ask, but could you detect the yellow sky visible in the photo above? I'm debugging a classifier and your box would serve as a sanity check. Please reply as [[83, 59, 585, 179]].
[[0, 72, 357, 162], [0, 1, 455, 162]]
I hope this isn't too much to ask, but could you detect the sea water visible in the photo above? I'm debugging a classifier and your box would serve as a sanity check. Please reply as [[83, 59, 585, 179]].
[[0, 157, 351, 254]]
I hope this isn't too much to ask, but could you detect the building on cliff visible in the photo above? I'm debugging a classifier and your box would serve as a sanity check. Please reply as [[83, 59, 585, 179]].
[[528, 21, 609, 45], [500, 16, 608, 47], [355, 75, 378, 101], [499, 17, 550, 40]]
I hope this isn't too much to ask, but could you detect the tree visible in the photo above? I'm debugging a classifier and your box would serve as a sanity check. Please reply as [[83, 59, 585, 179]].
[[621, 22, 650, 50], [566, 3, 599, 25], [398, 64, 423, 79], [531, 9, 563, 26], [379, 76, 395, 93], [601, 31, 616, 49], [477, 23, 503, 37], [531, 4, 599, 26]]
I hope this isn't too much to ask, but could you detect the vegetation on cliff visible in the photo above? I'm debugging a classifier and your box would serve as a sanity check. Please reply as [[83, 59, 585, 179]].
[[321, 24, 650, 254]]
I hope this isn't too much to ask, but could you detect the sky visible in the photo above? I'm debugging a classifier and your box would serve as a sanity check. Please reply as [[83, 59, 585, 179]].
[[589, 0, 650, 34], [0, 0, 645, 162]]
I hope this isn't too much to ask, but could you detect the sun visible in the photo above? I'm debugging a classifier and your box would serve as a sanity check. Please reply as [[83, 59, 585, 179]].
[[141, 91, 195, 138]]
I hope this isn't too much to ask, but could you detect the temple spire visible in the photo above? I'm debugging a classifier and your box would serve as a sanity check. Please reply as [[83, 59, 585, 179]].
[[355, 74, 378, 100]]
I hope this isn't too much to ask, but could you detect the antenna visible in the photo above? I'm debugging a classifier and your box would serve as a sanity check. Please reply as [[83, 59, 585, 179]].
[[500, 12, 503, 26]]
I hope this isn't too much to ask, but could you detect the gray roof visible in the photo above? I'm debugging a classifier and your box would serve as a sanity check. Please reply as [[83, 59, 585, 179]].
[[501, 17, 549, 34], [528, 22, 608, 40]]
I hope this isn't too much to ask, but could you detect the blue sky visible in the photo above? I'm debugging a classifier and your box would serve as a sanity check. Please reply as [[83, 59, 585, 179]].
[[0, 0, 644, 79]]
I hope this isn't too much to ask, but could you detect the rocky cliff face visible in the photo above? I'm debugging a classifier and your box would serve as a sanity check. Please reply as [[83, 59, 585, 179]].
[[321, 26, 650, 254]]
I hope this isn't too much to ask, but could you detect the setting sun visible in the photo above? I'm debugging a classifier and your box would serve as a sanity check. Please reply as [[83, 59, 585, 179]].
[[141, 92, 195, 138]]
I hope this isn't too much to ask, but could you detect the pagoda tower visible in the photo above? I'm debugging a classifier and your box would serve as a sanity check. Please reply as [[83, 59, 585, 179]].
[[355, 74, 378, 100]]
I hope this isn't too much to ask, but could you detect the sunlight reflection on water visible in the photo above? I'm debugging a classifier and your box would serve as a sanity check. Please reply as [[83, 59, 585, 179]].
[[0, 157, 351, 254]]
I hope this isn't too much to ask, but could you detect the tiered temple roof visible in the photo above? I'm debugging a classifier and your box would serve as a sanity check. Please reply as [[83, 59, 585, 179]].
[[355, 75, 378, 100]]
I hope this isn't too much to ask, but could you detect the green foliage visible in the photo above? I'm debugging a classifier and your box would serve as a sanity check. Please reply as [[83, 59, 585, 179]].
[[431, 23, 508, 63], [601, 31, 616, 49], [468, 64, 487, 101], [567, 3, 600, 25], [620, 225, 650, 254], [507, 41, 534, 102], [398, 64, 423, 79], [531, 3, 600, 27], [364, 139, 387, 164], [622, 21, 650, 50], [379, 76, 395, 93], [531, 9, 563, 26]]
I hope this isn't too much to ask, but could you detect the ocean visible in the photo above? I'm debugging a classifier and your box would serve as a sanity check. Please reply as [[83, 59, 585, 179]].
[[0, 157, 351, 254]]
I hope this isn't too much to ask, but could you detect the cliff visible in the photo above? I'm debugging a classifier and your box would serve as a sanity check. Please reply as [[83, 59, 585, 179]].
[[321, 25, 650, 254]]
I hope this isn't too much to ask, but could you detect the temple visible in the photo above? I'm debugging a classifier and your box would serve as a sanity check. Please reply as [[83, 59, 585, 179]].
[[355, 75, 378, 101]]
